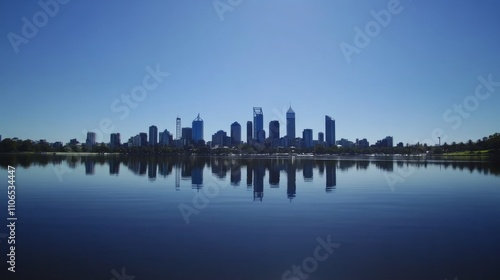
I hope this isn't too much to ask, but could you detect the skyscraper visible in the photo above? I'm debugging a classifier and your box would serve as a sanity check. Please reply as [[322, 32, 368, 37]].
[[110, 133, 121, 148], [149, 125, 158, 146], [86, 132, 96, 147], [139, 133, 148, 147], [192, 113, 204, 143], [182, 127, 192, 141], [160, 129, 171, 146], [230, 122, 241, 146], [325, 115, 336, 147], [176, 117, 181, 140], [253, 107, 264, 142], [286, 106, 295, 140], [303, 129, 313, 148], [318, 132, 324, 143], [269, 120, 280, 140], [246, 121, 253, 144]]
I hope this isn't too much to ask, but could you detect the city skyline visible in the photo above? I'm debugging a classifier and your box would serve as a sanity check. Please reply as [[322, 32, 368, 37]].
[[1, 1, 500, 145]]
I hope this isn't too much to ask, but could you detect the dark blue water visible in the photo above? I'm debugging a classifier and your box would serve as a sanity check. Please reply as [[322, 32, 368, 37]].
[[1, 155, 499, 280]]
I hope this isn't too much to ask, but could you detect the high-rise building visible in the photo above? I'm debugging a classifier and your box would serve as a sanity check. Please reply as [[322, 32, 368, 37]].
[[110, 133, 121, 148], [139, 133, 148, 147], [182, 127, 192, 141], [192, 113, 204, 143], [230, 122, 241, 146], [160, 129, 171, 146], [318, 132, 324, 143], [269, 120, 280, 140], [253, 107, 264, 142], [246, 121, 253, 144], [303, 129, 313, 148], [176, 117, 181, 140], [325, 115, 336, 147], [286, 106, 296, 140], [212, 130, 231, 147], [86, 132, 96, 147], [149, 125, 158, 146]]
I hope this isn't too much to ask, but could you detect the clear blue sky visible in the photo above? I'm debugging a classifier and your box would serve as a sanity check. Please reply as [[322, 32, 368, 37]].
[[1, 0, 499, 145]]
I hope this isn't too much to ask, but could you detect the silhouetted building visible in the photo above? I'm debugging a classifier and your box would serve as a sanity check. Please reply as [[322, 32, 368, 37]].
[[318, 132, 324, 143], [192, 114, 204, 143], [159, 129, 171, 146], [375, 136, 394, 147], [86, 132, 96, 147], [149, 125, 158, 146], [110, 133, 121, 148], [139, 133, 148, 147], [253, 107, 264, 142], [212, 130, 230, 147], [337, 138, 354, 147], [182, 127, 192, 145], [246, 121, 253, 144], [269, 120, 280, 140], [230, 122, 241, 146], [287, 106, 296, 140], [303, 129, 313, 148], [356, 138, 369, 148], [325, 115, 336, 147], [176, 117, 181, 140]]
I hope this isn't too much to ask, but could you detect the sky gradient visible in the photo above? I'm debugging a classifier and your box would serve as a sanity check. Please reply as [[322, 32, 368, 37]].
[[1, 0, 499, 145]]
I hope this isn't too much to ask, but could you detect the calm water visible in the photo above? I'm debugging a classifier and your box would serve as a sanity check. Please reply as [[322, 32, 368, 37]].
[[0, 155, 499, 280]]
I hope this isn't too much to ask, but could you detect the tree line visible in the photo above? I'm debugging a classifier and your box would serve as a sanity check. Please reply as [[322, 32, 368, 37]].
[[1, 133, 499, 156]]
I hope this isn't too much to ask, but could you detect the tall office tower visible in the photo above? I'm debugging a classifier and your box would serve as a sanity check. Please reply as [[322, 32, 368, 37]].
[[246, 121, 253, 144], [286, 106, 295, 140], [149, 125, 158, 146], [192, 113, 204, 143], [253, 107, 264, 142], [86, 132, 96, 147], [176, 117, 181, 140], [318, 132, 324, 143], [303, 129, 313, 148], [182, 127, 192, 141], [325, 115, 336, 147], [161, 129, 171, 145], [110, 133, 121, 148], [269, 120, 280, 140], [139, 133, 148, 147], [230, 122, 241, 146]]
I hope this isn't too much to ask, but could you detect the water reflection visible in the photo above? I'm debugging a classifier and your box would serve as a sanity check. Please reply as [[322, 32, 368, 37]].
[[1, 155, 500, 187]]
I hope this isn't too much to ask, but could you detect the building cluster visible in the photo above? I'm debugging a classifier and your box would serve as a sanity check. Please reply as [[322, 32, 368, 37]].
[[2, 105, 392, 150]]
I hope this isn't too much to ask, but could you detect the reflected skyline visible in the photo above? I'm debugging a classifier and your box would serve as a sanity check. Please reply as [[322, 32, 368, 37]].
[[1, 154, 500, 201]]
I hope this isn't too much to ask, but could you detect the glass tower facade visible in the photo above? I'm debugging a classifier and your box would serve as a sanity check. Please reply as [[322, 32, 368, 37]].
[[192, 114, 204, 143]]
